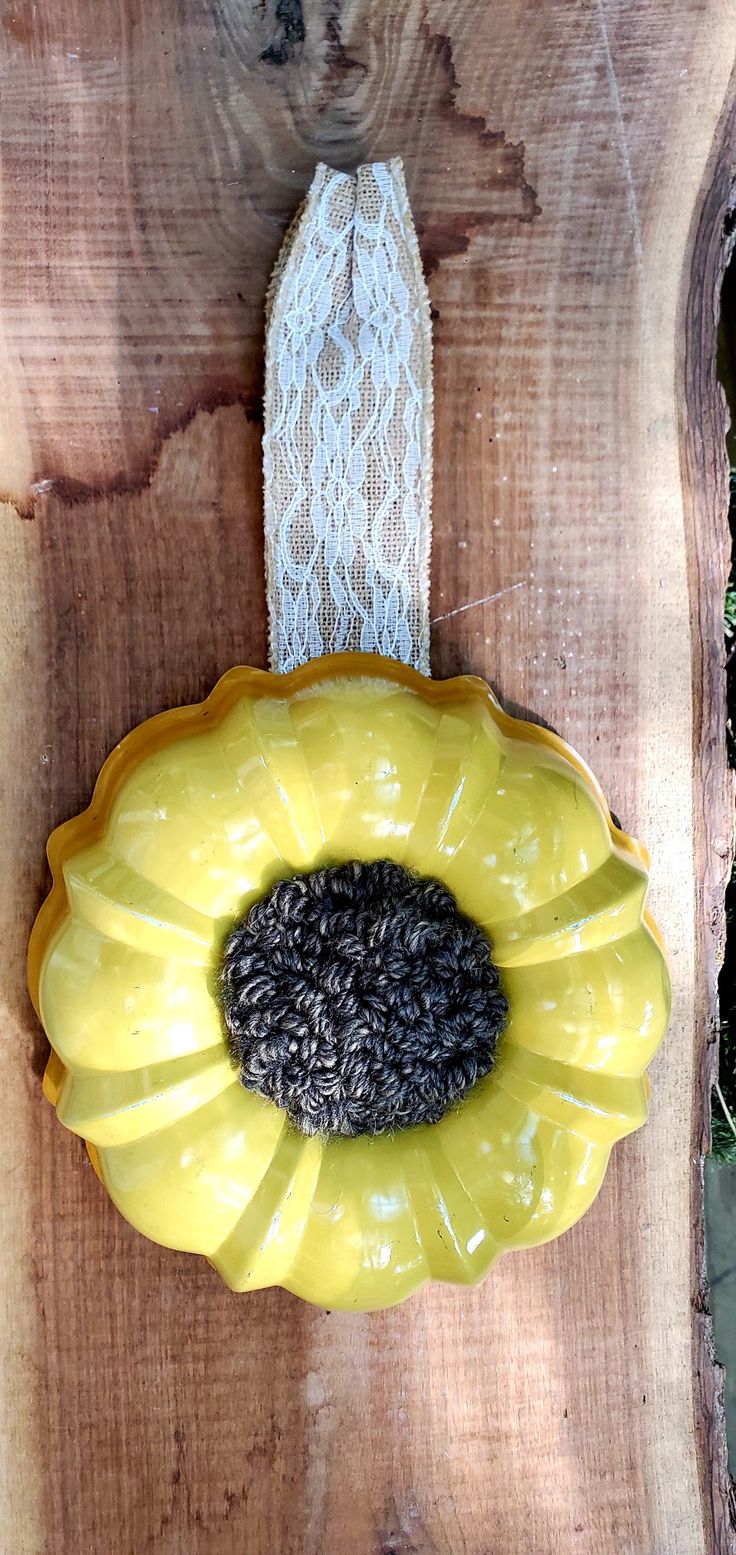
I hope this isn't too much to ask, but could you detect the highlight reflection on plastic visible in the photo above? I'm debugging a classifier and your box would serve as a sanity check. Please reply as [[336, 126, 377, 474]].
[[28, 654, 670, 1311]]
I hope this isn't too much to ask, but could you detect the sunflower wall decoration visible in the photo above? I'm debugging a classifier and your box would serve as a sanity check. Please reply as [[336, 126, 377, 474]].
[[29, 161, 670, 1311]]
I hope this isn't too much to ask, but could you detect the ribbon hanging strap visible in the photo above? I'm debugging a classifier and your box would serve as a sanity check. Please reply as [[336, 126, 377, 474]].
[[263, 159, 433, 674]]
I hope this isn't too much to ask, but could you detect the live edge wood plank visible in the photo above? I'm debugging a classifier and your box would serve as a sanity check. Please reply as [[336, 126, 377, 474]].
[[0, 3, 734, 1551]]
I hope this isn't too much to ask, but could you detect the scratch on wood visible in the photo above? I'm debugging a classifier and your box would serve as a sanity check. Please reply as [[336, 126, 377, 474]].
[[431, 580, 527, 624], [595, 0, 644, 267]]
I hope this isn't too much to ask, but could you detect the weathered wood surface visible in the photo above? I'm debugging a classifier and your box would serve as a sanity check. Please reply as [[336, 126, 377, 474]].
[[1, 3, 734, 1550]]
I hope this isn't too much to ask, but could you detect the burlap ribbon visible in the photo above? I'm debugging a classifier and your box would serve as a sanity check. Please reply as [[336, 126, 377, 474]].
[[263, 159, 433, 674]]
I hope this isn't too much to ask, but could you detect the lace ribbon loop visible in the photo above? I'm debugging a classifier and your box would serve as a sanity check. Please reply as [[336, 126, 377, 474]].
[[263, 159, 433, 674]]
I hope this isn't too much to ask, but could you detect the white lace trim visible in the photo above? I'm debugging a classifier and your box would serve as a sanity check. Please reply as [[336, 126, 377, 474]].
[[263, 159, 433, 675]]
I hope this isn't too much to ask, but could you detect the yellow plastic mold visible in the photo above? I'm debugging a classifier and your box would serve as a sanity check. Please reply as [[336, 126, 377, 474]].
[[29, 654, 670, 1311]]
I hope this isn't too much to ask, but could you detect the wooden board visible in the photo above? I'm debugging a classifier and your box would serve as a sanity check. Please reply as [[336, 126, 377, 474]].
[[0, 2, 734, 1550]]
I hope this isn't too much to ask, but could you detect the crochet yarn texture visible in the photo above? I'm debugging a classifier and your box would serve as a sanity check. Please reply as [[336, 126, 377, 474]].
[[219, 859, 508, 1138]]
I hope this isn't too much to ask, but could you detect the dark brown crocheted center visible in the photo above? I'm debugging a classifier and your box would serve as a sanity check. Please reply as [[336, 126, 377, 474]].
[[219, 859, 507, 1139]]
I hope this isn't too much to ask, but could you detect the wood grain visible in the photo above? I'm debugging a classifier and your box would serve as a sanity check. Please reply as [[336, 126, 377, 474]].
[[0, 2, 734, 1550]]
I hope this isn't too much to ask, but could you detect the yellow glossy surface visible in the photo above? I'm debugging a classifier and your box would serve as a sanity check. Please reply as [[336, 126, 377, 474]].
[[29, 654, 670, 1310]]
